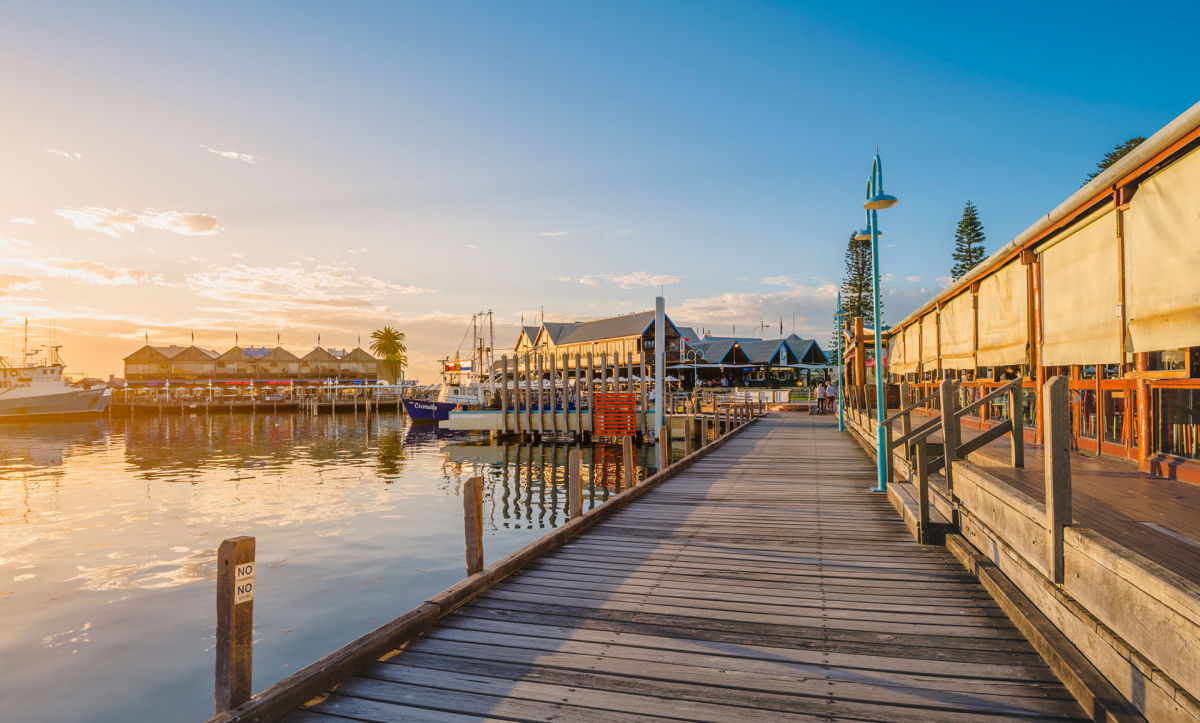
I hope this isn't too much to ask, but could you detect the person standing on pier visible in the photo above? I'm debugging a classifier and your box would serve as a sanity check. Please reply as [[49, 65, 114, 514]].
[[815, 381, 827, 413]]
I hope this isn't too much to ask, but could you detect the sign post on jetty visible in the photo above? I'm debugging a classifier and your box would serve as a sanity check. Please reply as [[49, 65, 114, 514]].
[[215, 535, 255, 713], [861, 153, 899, 493]]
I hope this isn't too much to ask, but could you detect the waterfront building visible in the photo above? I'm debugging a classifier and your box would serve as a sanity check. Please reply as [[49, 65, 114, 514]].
[[123, 344, 381, 386], [512, 310, 682, 370], [878, 102, 1200, 483], [687, 335, 829, 386]]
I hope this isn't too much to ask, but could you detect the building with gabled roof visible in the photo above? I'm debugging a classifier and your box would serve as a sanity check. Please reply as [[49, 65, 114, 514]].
[[124, 343, 380, 385], [509, 310, 682, 372]]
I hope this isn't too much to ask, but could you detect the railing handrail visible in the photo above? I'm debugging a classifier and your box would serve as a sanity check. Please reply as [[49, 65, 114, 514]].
[[881, 390, 937, 425], [954, 377, 1023, 420]]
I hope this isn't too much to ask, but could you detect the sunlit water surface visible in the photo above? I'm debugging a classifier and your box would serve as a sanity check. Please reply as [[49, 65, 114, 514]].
[[0, 410, 656, 722]]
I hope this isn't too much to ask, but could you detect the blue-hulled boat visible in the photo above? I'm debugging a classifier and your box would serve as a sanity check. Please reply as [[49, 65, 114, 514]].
[[401, 382, 486, 423]]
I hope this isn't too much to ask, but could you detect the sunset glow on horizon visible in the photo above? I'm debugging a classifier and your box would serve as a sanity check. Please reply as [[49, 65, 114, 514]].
[[2, 2, 1195, 381]]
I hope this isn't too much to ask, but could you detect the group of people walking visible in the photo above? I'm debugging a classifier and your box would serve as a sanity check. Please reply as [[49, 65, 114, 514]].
[[814, 380, 837, 414]]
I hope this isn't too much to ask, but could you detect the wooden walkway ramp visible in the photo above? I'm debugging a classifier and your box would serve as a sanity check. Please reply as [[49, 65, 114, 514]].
[[291, 415, 1086, 722]]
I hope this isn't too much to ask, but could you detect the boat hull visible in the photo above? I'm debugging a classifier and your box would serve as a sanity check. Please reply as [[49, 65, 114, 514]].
[[0, 387, 111, 421], [400, 397, 458, 423]]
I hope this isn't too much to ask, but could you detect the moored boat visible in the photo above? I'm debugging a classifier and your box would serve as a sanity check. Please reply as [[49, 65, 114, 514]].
[[0, 347, 111, 421]]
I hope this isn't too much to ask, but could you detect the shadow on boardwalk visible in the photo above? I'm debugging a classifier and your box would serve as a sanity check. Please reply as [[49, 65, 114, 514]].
[[291, 414, 1087, 722]]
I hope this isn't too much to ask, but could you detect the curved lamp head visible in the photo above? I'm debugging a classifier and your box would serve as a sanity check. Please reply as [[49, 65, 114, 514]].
[[865, 192, 899, 210], [853, 228, 871, 241]]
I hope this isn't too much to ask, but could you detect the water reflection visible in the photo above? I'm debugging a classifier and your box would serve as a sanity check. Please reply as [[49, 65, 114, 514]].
[[0, 410, 661, 722]]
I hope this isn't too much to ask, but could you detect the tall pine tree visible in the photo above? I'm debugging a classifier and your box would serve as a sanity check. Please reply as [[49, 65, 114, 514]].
[[1084, 136, 1145, 184], [950, 201, 986, 280], [831, 230, 882, 358]]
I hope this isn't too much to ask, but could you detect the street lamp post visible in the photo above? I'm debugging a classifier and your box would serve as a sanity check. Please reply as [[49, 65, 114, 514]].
[[835, 293, 848, 433], [860, 153, 898, 493]]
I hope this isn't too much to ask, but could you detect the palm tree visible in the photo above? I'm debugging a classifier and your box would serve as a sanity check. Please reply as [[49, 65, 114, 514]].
[[369, 326, 407, 383]]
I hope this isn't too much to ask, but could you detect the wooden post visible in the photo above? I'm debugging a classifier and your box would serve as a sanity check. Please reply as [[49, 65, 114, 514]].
[[1008, 384, 1025, 468], [639, 355, 649, 438], [587, 352, 595, 441], [939, 379, 958, 490], [658, 425, 669, 470], [463, 476, 484, 575], [914, 440, 930, 544], [885, 421, 895, 489], [684, 418, 693, 457], [500, 355, 510, 436], [523, 355, 532, 437], [626, 352, 634, 406], [536, 354, 546, 437], [215, 536, 255, 713], [574, 353, 582, 437], [622, 436, 634, 488], [1044, 376, 1071, 584], [549, 354, 559, 437], [568, 449, 582, 519], [899, 381, 912, 463], [600, 352, 608, 397]]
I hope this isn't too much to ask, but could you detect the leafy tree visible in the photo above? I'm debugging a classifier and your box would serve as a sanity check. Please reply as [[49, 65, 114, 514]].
[[369, 326, 408, 383], [1085, 136, 1145, 184], [841, 231, 879, 322], [831, 230, 883, 357], [950, 200, 987, 280]]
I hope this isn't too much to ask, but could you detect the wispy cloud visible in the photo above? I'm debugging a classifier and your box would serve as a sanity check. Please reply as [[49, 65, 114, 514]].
[[560, 271, 682, 289], [184, 262, 436, 316], [7, 255, 159, 284], [46, 148, 82, 159], [608, 271, 683, 289], [201, 144, 258, 164], [905, 275, 922, 283], [762, 275, 798, 287], [10, 217, 36, 225], [0, 273, 40, 295], [673, 283, 839, 338], [539, 231, 567, 237], [31, 258, 160, 286], [0, 238, 32, 254], [54, 207, 221, 237]]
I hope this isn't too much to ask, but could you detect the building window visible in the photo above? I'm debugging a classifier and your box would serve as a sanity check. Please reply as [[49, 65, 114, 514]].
[[1155, 387, 1200, 460], [1147, 349, 1187, 372]]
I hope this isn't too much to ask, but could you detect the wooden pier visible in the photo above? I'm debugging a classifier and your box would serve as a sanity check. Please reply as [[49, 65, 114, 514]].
[[209, 414, 1104, 722]]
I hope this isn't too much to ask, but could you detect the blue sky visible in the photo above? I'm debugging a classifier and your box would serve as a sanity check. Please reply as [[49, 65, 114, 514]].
[[1, 1, 1197, 379]]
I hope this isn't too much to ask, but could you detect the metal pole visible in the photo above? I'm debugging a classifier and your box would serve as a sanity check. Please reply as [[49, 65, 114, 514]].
[[870, 204, 888, 493], [837, 292, 845, 433], [654, 296, 665, 439]]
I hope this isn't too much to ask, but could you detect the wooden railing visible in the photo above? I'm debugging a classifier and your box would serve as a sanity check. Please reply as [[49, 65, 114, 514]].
[[847, 377, 1026, 543]]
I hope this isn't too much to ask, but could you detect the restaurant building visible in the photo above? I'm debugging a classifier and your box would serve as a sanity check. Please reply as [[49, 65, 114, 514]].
[[123, 344, 381, 386], [878, 100, 1200, 482], [513, 310, 682, 371]]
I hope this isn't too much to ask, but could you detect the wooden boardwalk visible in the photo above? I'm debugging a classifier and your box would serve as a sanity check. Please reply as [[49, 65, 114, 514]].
[[290, 414, 1086, 722]]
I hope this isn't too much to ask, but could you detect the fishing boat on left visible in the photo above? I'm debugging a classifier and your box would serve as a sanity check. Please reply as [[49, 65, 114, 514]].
[[0, 344, 111, 421]]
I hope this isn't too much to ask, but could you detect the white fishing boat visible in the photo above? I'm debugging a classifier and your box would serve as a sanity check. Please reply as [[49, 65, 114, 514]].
[[0, 344, 111, 421]]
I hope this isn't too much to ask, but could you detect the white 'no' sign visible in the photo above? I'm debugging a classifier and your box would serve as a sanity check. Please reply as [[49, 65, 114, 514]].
[[234, 561, 255, 604]]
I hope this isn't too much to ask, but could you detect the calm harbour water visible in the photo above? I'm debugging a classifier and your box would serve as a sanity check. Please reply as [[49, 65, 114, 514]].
[[0, 409, 656, 722]]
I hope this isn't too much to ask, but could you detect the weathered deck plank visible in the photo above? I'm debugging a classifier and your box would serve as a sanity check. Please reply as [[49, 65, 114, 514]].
[[289, 415, 1086, 722]]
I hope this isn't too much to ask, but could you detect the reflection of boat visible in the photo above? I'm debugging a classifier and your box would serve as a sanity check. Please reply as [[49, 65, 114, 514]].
[[0, 342, 111, 421]]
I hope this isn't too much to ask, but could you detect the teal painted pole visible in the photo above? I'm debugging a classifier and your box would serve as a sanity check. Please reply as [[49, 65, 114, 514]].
[[869, 205, 888, 492], [836, 292, 845, 433]]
